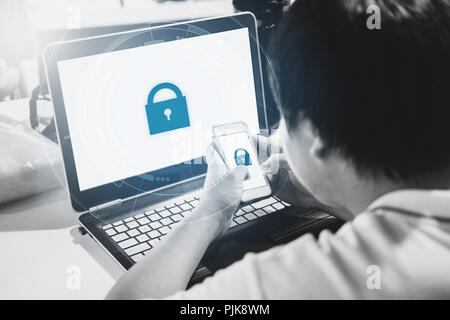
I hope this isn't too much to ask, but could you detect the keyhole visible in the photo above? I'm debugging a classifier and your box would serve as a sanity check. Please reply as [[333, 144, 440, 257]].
[[164, 108, 172, 121]]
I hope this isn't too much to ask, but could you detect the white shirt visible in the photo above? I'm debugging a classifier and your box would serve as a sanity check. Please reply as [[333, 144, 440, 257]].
[[168, 189, 450, 299]]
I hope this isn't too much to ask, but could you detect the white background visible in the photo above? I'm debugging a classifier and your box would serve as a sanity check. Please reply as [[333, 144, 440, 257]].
[[57, 28, 260, 191], [218, 132, 267, 190]]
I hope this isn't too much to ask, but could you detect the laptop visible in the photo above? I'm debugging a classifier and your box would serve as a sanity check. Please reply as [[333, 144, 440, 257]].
[[43, 12, 340, 272]]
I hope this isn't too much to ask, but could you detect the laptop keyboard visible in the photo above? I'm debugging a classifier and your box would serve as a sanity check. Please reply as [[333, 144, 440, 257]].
[[101, 192, 290, 263]]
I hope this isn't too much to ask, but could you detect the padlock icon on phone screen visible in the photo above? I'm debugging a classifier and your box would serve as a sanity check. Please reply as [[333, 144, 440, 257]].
[[145, 82, 191, 135], [234, 148, 252, 166]]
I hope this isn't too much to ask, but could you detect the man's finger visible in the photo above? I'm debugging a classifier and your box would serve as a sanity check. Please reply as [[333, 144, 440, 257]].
[[204, 142, 228, 189], [251, 131, 282, 163], [260, 153, 290, 175], [205, 143, 222, 165]]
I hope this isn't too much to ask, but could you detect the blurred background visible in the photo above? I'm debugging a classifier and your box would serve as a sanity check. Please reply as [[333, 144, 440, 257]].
[[0, 0, 291, 112]]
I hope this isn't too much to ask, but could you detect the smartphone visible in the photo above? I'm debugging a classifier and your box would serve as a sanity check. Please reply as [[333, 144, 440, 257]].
[[212, 121, 272, 202]]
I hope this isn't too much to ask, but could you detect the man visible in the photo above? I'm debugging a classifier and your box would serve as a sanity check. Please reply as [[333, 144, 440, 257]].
[[107, 0, 450, 299]]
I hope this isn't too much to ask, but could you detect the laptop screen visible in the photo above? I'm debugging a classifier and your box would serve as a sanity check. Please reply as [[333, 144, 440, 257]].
[[56, 27, 260, 192]]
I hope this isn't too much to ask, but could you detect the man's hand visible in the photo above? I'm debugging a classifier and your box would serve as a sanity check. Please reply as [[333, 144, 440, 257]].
[[253, 133, 323, 211], [254, 133, 345, 216], [106, 144, 248, 300], [194, 143, 249, 238], [261, 153, 321, 210]]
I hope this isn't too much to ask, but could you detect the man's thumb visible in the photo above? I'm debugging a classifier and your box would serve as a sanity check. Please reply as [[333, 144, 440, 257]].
[[229, 165, 249, 184]]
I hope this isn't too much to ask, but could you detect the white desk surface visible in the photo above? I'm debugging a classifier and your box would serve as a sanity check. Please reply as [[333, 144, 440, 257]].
[[0, 98, 124, 299]]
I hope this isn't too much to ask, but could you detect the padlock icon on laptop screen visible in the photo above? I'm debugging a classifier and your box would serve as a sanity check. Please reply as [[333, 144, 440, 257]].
[[234, 148, 252, 166], [145, 82, 191, 135]]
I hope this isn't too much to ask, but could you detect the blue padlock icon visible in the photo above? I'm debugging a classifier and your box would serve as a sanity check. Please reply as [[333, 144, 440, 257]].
[[145, 82, 191, 135], [234, 148, 252, 166]]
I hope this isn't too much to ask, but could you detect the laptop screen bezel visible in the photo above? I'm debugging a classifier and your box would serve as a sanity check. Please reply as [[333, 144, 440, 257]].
[[44, 12, 267, 212]]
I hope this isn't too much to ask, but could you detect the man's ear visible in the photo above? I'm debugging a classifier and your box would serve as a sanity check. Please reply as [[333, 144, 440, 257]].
[[307, 124, 327, 161]]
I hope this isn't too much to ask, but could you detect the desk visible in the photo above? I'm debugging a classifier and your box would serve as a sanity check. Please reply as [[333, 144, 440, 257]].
[[0, 98, 123, 299], [0, 188, 123, 299]]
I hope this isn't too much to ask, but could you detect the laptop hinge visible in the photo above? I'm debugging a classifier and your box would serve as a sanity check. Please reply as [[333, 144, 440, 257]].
[[89, 199, 122, 213]]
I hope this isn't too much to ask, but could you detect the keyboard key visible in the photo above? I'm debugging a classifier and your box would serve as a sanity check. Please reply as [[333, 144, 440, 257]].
[[159, 226, 170, 235], [138, 225, 152, 233], [131, 253, 144, 262], [263, 205, 277, 214], [159, 210, 171, 218], [155, 206, 166, 212], [281, 201, 291, 207], [127, 229, 140, 237], [105, 229, 117, 236], [115, 225, 128, 233], [148, 238, 160, 247], [145, 209, 156, 216], [175, 199, 187, 206], [190, 200, 200, 207], [125, 243, 150, 256], [165, 202, 176, 209], [103, 224, 113, 230], [113, 221, 123, 226], [136, 234, 149, 243], [147, 230, 161, 239], [135, 213, 145, 219], [241, 205, 253, 213], [234, 216, 247, 225], [169, 206, 182, 214], [272, 202, 285, 210], [179, 203, 193, 211], [235, 209, 245, 216], [161, 218, 172, 226], [148, 213, 161, 221], [137, 217, 150, 225], [172, 214, 183, 222], [124, 217, 134, 222], [230, 220, 238, 228], [244, 212, 257, 221], [150, 221, 163, 229], [252, 197, 277, 209], [180, 209, 192, 217], [126, 221, 139, 229], [112, 233, 129, 242], [118, 238, 138, 249], [254, 209, 267, 217]]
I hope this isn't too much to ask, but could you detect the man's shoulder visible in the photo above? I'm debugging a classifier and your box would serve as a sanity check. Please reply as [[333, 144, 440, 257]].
[[337, 189, 450, 256], [367, 189, 450, 220], [348, 188, 450, 233], [251, 189, 450, 298]]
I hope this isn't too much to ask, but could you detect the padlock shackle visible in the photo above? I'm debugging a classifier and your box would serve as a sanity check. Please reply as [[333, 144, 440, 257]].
[[234, 148, 247, 157], [234, 148, 251, 165], [147, 82, 183, 104]]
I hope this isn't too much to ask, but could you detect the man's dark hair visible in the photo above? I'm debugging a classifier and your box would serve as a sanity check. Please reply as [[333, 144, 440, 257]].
[[269, 0, 450, 181]]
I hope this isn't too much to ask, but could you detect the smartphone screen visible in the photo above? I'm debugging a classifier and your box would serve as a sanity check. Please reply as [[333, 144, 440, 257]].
[[217, 131, 267, 191]]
